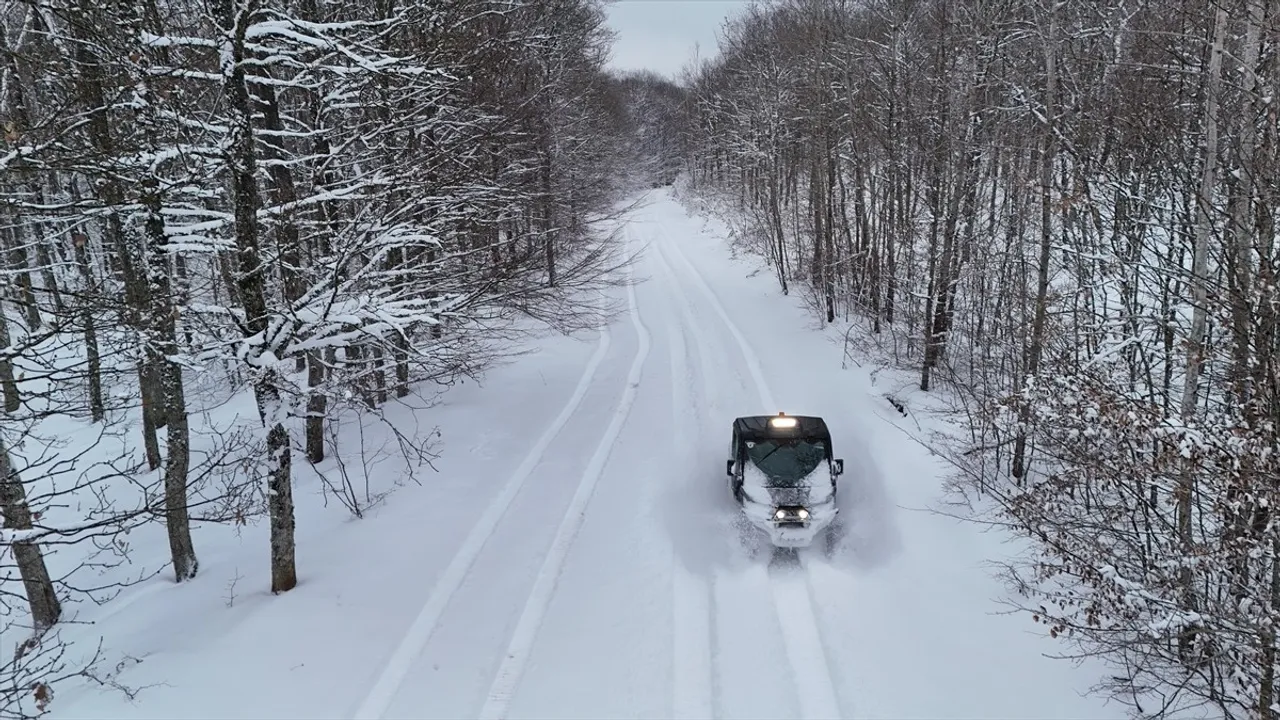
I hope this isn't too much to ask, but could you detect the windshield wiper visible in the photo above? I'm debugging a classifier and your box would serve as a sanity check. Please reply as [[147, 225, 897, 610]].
[[754, 444, 785, 466]]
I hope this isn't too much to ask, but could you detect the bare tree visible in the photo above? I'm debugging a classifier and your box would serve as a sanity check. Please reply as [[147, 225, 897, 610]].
[[676, 0, 1280, 715]]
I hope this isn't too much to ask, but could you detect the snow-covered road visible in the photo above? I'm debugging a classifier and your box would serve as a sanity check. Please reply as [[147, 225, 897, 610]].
[[53, 190, 1115, 720]]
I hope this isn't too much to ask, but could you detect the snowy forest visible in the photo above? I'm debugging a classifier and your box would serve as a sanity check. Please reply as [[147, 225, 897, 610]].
[[0, 0, 655, 713], [671, 0, 1280, 718], [2, 0, 1278, 718]]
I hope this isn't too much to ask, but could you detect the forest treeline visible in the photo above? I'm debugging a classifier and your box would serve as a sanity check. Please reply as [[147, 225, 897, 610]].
[[0, 0, 665, 714], [664, 0, 1279, 718], [5, 0, 1279, 717]]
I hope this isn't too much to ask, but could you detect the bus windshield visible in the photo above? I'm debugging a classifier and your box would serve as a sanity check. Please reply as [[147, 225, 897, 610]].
[[745, 439, 826, 486]]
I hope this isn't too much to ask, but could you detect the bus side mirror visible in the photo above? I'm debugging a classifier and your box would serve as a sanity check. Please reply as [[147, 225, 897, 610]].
[[726, 459, 734, 476], [833, 459, 844, 476]]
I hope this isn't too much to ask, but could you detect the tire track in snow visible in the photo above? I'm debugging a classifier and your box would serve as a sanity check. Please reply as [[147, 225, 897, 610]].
[[651, 238, 717, 720], [657, 237, 787, 716], [659, 234, 775, 410], [653, 238, 722, 414], [660, 223, 846, 720], [656, 233, 794, 717], [477, 254, 653, 720], [350, 328, 614, 720]]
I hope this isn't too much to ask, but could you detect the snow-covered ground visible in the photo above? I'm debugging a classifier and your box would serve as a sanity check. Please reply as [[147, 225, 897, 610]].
[[47, 188, 1119, 719]]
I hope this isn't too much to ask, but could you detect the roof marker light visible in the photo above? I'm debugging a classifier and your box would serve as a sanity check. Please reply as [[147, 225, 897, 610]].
[[769, 413, 797, 429]]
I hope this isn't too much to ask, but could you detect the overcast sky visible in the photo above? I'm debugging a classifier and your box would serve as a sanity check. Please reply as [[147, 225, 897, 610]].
[[604, 0, 752, 81]]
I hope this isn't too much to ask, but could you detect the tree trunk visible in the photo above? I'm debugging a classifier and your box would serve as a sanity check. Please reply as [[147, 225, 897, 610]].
[[541, 144, 556, 288], [1175, 2, 1227, 663], [371, 344, 387, 405], [8, 238, 42, 332], [71, 232, 105, 422], [141, 177, 198, 582], [0, 299, 20, 413], [248, 72, 305, 367], [1223, 0, 1265, 612], [217, 0, 296, 594], [0, 437, 61, 632], [768, 172, 789, 295], [68, 0, 161, 464], [162, 356, 196, 580], [1011, 4, 1058, 481], [824, 138, 837, 323], [306, 349, 325, 464], [393, 334, 410, 399], [34, 237, 63, 317], [920, 206, 941, 391], [303, 90, 336, 448], [1263, 534, 1280, 720]]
